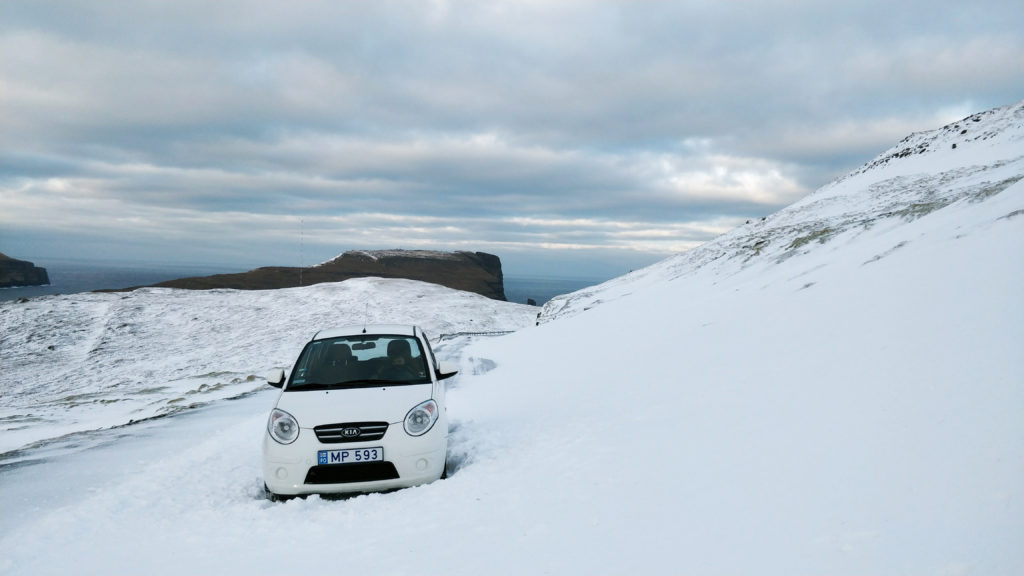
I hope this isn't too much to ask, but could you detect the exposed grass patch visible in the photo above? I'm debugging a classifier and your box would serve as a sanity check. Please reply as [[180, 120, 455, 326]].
[[969, 175, 1024, 203], [788, 227, 836, 251], [890, 200, 954, 221], [745, 238, 770, 259]]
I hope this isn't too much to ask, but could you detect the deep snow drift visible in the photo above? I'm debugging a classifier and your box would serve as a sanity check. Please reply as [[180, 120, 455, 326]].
[[1, 101, 1022, 575]]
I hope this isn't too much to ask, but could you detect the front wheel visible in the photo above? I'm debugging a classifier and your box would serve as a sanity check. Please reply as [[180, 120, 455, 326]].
[[264, 483, 290, 502]]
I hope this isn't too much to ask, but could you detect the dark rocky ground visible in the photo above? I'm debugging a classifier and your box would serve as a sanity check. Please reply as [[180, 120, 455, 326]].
[[0, 253, 50, 288]]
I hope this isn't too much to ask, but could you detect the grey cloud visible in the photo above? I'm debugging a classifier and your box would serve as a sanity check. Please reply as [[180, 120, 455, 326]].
[[2, 0, 1021, 278]]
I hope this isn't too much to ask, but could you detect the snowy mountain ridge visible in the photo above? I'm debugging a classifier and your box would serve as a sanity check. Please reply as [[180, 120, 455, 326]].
[[539, 99, 1024, 323], [318, 249, 466, 264], [846, 101, 1024, 179]]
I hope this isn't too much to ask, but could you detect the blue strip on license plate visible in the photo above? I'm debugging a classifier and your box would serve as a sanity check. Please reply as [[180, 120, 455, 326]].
[[318, 447, 384, 465]]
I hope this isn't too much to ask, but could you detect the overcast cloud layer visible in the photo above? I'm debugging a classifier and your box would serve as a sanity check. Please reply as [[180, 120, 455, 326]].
[[2, 0, 1021, 278]]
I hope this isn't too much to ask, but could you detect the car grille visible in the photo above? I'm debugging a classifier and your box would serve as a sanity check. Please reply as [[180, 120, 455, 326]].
[[314, 421, 389, 444], [304, 462, 400, 485]]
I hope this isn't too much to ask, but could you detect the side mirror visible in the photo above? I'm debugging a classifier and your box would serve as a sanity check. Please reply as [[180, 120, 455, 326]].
[[436, 361, 459, 381], [266, 369, 286, 388]]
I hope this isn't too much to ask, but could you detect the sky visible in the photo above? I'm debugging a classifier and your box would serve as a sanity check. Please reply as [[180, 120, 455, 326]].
[[2, 0, 1021, 279]]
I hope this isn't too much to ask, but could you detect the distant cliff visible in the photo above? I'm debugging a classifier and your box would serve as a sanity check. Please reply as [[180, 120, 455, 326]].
[[139, 250, 507, 300], [0, 253, 50, 288]]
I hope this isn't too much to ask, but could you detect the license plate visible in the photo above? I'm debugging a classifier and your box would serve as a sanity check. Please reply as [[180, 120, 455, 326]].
[[317, 447, 384, 465]]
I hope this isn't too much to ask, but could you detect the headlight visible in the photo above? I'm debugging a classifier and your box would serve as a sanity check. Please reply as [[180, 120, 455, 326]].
[[268, 408, 299, 444], [404, 399, 439, 436]]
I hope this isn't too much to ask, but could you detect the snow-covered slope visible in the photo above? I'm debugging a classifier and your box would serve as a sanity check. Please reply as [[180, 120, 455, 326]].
[[1, 102, 1021, 576], [0, 277, 537, 458], [540, 100, 1024, 323], [444, 101, 1023, 574]]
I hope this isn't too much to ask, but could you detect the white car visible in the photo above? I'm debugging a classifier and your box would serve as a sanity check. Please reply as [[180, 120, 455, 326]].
[[262, 324, 456, 499]]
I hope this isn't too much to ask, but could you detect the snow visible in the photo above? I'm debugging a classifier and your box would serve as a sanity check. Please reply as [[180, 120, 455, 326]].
[[1, 102, 1023, 575], [317, 249, 466, 266]]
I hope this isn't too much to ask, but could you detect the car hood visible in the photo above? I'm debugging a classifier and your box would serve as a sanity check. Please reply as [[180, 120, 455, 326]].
[[275, 384, 434, 427]]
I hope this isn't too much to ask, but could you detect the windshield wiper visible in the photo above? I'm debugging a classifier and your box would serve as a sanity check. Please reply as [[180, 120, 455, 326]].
[[289, 378, 428, 391], [286, 381, 331, 390], [335, 378, 398, 386]]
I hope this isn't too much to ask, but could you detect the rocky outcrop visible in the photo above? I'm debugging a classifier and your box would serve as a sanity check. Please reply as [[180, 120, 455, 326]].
[[0, 253, 50, 288], [138, 250, 507, 300]]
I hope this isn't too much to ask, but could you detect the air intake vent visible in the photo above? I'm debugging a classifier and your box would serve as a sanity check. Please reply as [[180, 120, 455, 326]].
[[304, 462, 400, 484]]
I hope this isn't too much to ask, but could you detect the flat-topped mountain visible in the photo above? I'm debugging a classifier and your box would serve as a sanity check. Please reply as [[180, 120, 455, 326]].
[[136, 250, 507, 300], [0, 253, 50, 288]]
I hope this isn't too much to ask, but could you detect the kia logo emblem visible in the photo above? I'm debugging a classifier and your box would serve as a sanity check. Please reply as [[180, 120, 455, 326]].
[[342, 427, 361, 438]]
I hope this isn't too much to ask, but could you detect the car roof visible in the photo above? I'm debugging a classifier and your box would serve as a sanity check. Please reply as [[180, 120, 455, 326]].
[[312, 324, 418, 340]]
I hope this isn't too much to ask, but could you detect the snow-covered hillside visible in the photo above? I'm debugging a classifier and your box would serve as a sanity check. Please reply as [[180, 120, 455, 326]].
[[1, 101, 1021, 576], [0, 278, 537, 459], [540, 100, 1024, 324]]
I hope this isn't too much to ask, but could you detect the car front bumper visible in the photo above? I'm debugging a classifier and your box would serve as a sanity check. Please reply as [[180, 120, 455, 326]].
[[262, 422, 447, 496]]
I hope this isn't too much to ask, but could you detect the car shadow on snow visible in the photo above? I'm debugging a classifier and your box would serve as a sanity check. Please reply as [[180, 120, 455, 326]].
[[443, 420, 473, 479]]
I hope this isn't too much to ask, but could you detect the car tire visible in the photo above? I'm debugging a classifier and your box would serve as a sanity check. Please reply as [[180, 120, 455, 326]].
[[264, 483, 287, 502]]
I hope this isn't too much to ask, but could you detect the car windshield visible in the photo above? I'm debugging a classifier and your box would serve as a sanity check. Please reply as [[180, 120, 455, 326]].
[[286, 334, 431, 390]]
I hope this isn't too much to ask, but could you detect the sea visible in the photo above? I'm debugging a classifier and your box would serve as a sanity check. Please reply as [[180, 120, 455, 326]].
[[0, 259, 600, 306]]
